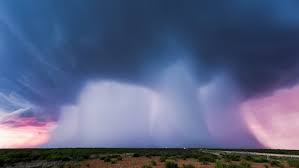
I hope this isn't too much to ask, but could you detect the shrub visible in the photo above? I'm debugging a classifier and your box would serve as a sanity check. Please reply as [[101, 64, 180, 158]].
[[100, 156, 106, 160], [244, 155, 253, 161], [255, 157, 268, 163], [133, 153, 141, 157], [168, 156, 177, 161], [165, 160, 178, 168], [202, 161, 209, 165], [116, 155, 122, 161], [240, 161, 251, 168], [182, 164, 195, 168], [46, 154, 71, 161], [160, 156, 167, 162], [288, 160, 299, 168], [223, 163, 241, 168], [104, 157, 111, 162], [198, 153, 218, 163], [270, 160, 283, 167], [216, 160, 224, 168], [246, 156, 268, 163], [199, 156, 216, 162], [142, 165, 153, 168], [126, 153, 134, 157], [151, 160, 157, 166], [111, 158, 118, 164], [223, 154, 240, 162]]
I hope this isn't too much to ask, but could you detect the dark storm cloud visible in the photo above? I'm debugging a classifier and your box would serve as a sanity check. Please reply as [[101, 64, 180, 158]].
[[1, 0, 299, 109]]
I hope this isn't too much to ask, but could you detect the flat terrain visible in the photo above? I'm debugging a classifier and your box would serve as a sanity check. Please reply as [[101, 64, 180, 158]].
[[219, 151, 299, 159], [1, 148, 299, 168]]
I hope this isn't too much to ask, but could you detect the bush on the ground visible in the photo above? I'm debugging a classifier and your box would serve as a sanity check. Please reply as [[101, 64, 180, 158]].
[[160, 155, 168, 162], [198, 153, 218, 163], [151, 160, 157, 166], [110, 158, 118, 164], [223, 163, 242, 168], [216, 160, 224, 168], [104, 157, 111, 162], [245, 155, 268, 163], [223, 154, 241, 162], [182, 163, 195, 168], [270, 160, 283, 168], [165, 160, 178, 168], [240, 160, 251, 168], [133, 153, 141, 157], [288, 160, 299, 168]]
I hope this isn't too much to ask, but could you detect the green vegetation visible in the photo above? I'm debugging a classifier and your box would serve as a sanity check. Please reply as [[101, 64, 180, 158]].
[[63, 162, 80, 168], [240, 160, 251, 168], [133, 153, 141, 157], [288, 159, 299, 168], [0, 148, 297, 167], [146, 154, 152, 158], [182, 163, 195, 168], [202, 161, 209, 165], [160, 155, 167, 162], [142, 165, 152, 168], [198, 152, 218, 162], [165, 160, 178, 168], [222, 153, 241, 162], [215, 160, 251, 168], [244, 155, 268, 163], [104, 157, 111, 162], [111, 158, 118, 164], [216, 160, 224, 168], [210, 149, 299, 155], [223, 163, 240, 168], [151, 160, 157, 166], [0, 149, 90, 166], [270, 160, 283, 167]]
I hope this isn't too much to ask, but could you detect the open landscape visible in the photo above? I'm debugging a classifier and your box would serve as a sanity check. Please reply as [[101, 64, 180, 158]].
[[1, 1, 299, 168], [1, 149, 299, 168]]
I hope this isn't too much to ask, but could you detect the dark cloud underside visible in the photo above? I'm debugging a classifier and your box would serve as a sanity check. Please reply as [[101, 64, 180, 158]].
[[0, 0, 299, 107]]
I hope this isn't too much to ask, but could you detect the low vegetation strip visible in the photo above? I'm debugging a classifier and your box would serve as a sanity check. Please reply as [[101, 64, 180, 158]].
[[209, 149, 299, 156], [0, 148, 298, 168], [220, 151, 299, 159]]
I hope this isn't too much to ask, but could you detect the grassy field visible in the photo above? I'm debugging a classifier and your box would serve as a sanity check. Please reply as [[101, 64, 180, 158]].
[[0, 148, 299, 168]]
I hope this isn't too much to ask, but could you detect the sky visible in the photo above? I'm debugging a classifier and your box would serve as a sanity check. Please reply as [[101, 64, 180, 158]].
[[0, 0, 299, 149]]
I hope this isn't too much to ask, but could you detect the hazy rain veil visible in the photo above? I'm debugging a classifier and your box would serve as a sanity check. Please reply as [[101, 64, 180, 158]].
[[49, 81, 157, 147], [150, 61, 210, 147], [48, 60, 257, 148], [198, 75, 259, 148]]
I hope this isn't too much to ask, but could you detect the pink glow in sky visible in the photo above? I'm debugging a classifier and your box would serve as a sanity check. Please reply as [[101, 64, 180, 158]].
[[241, 85, 299, 149], [0, 116, 55, 148]]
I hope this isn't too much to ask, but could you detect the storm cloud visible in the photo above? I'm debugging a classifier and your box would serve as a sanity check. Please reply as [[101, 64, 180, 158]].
[[0, 0, 299, 148]]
